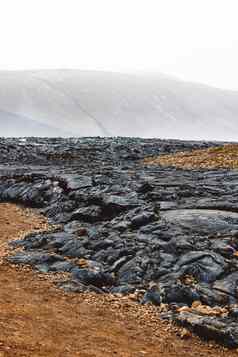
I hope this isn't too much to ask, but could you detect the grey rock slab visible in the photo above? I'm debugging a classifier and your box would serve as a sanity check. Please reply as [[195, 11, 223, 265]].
[[175, 311, 238, 348], [161, 209, 238, 234], [58, 174, 93, 190]]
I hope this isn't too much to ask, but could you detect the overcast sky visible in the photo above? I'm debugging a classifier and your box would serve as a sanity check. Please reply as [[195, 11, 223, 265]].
[[0, 0, 237, 90]]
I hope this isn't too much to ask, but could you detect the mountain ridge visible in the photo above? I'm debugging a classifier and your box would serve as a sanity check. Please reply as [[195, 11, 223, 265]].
[[1, 69, 238, 140]]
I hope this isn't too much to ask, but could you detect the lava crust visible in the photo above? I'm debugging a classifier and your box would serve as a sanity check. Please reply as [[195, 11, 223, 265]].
[[1, 137, 238, 347]]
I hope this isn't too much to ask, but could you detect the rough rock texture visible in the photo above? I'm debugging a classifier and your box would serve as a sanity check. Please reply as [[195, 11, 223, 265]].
[[1, 137, 238, 347]]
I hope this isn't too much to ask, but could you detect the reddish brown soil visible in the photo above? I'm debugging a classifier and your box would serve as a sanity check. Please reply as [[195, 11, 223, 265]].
[[0, 203, 237, 357], [144, 144, 238, 169]]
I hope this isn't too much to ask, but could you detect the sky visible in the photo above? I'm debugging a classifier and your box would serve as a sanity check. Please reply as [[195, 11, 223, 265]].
[[0, 0, 238, 90]]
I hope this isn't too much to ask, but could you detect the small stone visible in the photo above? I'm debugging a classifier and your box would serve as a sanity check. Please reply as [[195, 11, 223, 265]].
[[180, 328, 192, 339], [177, 305, 191, 313], [191, 300, 202, 308]]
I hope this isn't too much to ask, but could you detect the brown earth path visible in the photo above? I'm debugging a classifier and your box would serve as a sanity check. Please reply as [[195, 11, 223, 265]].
[[0, 203, 237, 357]]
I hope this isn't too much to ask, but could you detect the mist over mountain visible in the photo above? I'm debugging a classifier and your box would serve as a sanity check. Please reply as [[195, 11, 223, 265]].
[[0, 69, 238, 140]]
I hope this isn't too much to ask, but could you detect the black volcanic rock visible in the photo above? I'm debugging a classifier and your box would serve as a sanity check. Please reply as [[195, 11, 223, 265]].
[[1, 136, 238, 346]]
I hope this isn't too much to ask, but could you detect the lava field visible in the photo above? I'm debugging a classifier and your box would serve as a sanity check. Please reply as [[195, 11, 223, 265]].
[[1, 137, 238, 347]]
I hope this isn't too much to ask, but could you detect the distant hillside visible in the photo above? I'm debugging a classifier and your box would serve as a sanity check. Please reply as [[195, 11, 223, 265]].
[[1, 69, 238, 140], [0, 109, 73, 137]]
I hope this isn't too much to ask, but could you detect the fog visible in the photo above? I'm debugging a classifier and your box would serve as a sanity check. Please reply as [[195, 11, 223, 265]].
[[1, 69, 238, 141]]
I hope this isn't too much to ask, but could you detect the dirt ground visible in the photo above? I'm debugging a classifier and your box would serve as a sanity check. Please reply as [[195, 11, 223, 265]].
[[0, 203, 238, 357], [144, 144, 238, 169]]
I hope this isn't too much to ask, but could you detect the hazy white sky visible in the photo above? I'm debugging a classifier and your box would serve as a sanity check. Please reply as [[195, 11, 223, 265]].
[[0, 0, 238, 90]]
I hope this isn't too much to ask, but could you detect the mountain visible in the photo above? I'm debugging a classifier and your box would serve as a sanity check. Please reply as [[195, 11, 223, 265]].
[[0, 69, 238, 140]]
